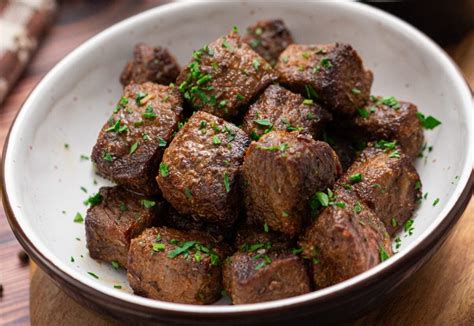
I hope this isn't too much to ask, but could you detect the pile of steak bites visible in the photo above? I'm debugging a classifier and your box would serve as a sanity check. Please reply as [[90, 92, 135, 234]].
[[86, 19, 423, 305]]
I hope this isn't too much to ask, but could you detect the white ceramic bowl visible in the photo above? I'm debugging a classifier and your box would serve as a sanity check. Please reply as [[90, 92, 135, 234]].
[[3, 1, 473, 324]]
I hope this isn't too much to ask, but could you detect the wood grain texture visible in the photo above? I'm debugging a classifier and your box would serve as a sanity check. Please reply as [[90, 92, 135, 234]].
[[0, 1, 472, 325]]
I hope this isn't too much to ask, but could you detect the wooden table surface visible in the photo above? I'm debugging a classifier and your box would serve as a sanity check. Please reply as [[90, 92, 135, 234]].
[[0, 2, 472, 325]]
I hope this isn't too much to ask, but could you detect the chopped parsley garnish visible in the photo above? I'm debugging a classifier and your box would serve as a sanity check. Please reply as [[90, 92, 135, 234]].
[[281, 56, 289, 63], [354, 201, 363, 214], [252, 58, 260, 70], [391, 218, 398, 227], [377, 96, 401, 109], [379, 247, 389, 262], [129, 141, 139, 154], [159, 162, 169, 177], [357, 107, 370, 118], [292, 247, 303, 255], [212, 135, 221, 145], [184, 188, 193, 199], [223, 172, 230, 193], [119, 202, 127, 212], [255, 27, 263, 35], [282, 211, 289, 217], [236, 93, 245, 101], [142, 105, 157, 119], [134, 120, 144, 127], [310, 189, 345, 214], [141, 199, 156, 209], [157, 137, 167, 147], [375, 139, 397, 151], [304, 84, 319, 100], [135, 91, 148, 105], [199, 120, 207, 129], [404, 218, 414, 235], [219, 100, 227, 109], [64, 143, 69, 149], [250, 39, 261, 48], [257, 143, 289, 152], [111, 261, 120, 270], [102, 151, 114, 162], [222, 38, 233, 49], [303, 99, 314, 105], [70, 256, 75, 263], [388, 150, 400, 158], [119, 96, 129, 106], [395, 236, 402, 250], [415, 180, 422, 190], [348, 173, 363, 183], [105, 119, 128, 133], [416, 112, 442, 129], [84, 193, 102, 206], [113, 285, 122, 289], [153, 243, 166, 252], [352, 87, 361, 94], [314, 191, 329, 207], [167, 241, 220, 266], [433, 198, 440, 206], [253, 119, 273, 127], [306, 112, 315, 120], [263, 223, 269, 233], [80, 186, 87, 193], [73, 213, 83, 223], [80, 154, 89, 161], [87, 272, 99, 279], [320, 57, 333, 69], [255, 261, 267, 270], [241, 242, 272, 252]]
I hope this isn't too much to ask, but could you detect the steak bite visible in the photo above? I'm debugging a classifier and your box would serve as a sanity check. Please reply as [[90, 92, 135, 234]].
[[275, 43, 373, 116], [156, 111, 250, 228], [352, 96, 424, 160], [85, 186, 162, 268], [242, 131, 342, 236], [127, 227, 229, 304], [243, 19, 294, 66], [120, 43, 180, 86], [176, 30, 278, 120], [223, 241, 310, 304], [241, 84, 332, 140], [91, 82, 183, 195], [299, 186, 392, 289], [338, 142, 421, 235]]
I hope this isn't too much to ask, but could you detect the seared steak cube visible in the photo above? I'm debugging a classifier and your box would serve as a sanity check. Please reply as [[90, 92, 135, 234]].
[[127, 227, 229, 304], [120, 43, 180, 86], [176, 30, 277, 120], [223, 249, 310, 304], [352, 96, 424, 160], [157, 111, 250, 228], [85, 186, 162, 268], [242, 131, 342, 236], [276, 43, 373, 116], [243, 19, 294, 66], [91, 82, 183, 195], [241, 84, 332, 140], [338, 142, 421, 235], [299, 187, 392, 288]]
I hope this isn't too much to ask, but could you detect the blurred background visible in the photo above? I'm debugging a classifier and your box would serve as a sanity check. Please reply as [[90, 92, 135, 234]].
[[0, 0, 472, 325]]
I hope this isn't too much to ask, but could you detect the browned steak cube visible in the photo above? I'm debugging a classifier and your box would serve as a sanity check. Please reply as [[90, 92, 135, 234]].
[[338, 142, 421, 235], [85, 186, 162, 268], [176, 30, 278, 120], [120, 43, 180, 86], [352, 96, 424, 160], [242, 131, 342, 236], [275, 43, 373, 116], [243, 19, 294, 66], [241, 84, 332, 140], [299, 186, 392, 288], [91, 82, 183, 195], [223, 249, 310, 304], [127, 227, 229, 304], [157, 111, 250, 228]]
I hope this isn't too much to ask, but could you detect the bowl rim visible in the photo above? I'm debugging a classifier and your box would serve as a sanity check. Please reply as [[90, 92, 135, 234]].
[[2, 0, 473, 316]]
